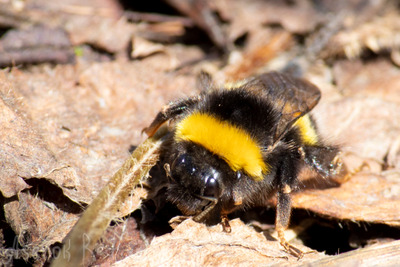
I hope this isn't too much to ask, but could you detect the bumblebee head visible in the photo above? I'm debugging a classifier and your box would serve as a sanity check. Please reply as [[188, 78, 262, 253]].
[[170, 153, 221, 200], [164, 142, 233, 222]]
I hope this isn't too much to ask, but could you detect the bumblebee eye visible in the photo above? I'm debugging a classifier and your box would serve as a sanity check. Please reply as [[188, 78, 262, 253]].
[[171, 153, 220, 199], [170, 153, 196, 185], [203, 170, 220, 198], [173, 154, 195, 174]]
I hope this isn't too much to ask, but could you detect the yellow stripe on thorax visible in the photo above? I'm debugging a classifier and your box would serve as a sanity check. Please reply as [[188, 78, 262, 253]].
[[294, 115, 319, 145], [175, 112, 268, 180]]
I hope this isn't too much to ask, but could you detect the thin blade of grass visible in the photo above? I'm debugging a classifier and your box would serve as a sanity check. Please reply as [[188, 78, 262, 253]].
[[51, 126, 168, 267]]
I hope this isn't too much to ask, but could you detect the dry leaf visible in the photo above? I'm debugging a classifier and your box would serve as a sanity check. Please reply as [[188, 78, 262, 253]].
[[321, 11, 400, 59], [113, 219, 327, 266], [293, 173, 400, 226], [3, 192, 78, 262]]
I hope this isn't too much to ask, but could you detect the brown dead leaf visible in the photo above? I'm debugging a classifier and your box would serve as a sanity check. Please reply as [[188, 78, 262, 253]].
[[0, 25, 74, 67], [321, 10, 400, 59], [0, 73, 65, 198], [315, 95, 400, 165], [333, 59, 400, 103], [66, 16, 133, 53], [132, 20, 188, 44], [131, 36, 166, 59], [293, 173, 400, 226], [91, 217, 146, 265], [3, 192, 78, 261], [307, 239, 400, 266], [165, 0, 229, 49], [224, 31, 293, 80], [0, 1, 131, 54], [213, 0, 321, 43], [113, 219, 327, 266]]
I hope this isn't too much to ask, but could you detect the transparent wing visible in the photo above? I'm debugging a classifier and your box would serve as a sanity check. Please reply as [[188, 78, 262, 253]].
[[245, 72, 321, 141]]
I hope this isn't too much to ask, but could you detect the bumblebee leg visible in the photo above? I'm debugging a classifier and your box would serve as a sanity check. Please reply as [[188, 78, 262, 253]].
[[301, 146, 345, 179], [221, 214, 231, 233], [169, 215, 191, 229], [192, 196, 218, 222], [143, 97, 200, 137], [276, 185, 304, 258]]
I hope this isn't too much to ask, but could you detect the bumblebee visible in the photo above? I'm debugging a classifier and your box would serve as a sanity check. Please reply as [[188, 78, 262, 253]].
[[143, 72, 344, 257]]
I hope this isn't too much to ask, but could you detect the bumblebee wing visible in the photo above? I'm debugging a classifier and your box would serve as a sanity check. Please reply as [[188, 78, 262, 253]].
[[245, 72, 321, 141], [143, 97, 200, 137]]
